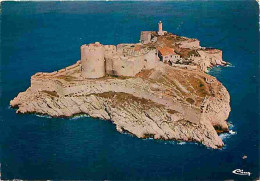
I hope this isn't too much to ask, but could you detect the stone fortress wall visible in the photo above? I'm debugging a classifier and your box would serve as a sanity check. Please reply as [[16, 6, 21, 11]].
[[80, 42, 159, 78], [32, 60, 81, 79], [30, 60, 82, 95], [178, 39, 201, 49], [191, 48, 225, 72], [104, 45, 117, 57], [199, 48, 223, 65], [107, 45, 159, 77], [106, 55, 140, 77], [31, 78, 65, 95]]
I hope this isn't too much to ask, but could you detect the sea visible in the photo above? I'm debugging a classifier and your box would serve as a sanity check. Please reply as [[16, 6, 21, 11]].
[[1, 1, 259, 180]]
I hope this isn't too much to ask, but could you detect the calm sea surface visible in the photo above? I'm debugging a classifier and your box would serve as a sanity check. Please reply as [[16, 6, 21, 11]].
[[1, 1, 259, 180]]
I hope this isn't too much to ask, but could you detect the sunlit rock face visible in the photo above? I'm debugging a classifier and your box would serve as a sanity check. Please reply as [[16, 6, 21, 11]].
[[10, 60, 230, 149]]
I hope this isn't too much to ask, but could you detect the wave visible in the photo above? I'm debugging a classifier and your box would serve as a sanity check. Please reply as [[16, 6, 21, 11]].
[[229, 130, 236, 135], [177, 141, 186, 145], [151, 139, 198, 147], [35, 114, 52, 119], [219, 131, 237, 150], [70, 114, 90, 120], [219, 130, 237, 140], [226, 64, 235, 68]]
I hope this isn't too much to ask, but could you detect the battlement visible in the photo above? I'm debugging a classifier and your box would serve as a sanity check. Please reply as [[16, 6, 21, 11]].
[[104, 45, 117, 55], [204, 48, 222, 54], [81, 42, 104, 51], [104, 45, 116, 50], [32, 61, 82, 79], [86, 42, 102, 47]]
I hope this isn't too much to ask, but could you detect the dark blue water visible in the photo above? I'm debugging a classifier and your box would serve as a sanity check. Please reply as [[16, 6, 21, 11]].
[[1, 1, 259, 180]]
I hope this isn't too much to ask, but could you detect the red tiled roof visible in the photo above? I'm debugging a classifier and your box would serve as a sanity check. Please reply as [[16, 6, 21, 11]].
[[157, 47, 176, 56]]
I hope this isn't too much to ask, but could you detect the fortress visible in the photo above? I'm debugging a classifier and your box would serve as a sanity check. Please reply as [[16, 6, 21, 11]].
[[80, 21, 164, 79], [80, 21, 226, 79], [10, 21, 230, 149], [81, 42, 158, 78]]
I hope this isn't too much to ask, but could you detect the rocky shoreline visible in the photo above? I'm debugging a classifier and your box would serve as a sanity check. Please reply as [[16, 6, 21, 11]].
[[10, 60, 230, 149]]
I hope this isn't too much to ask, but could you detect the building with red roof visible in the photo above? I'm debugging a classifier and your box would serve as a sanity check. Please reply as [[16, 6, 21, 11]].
[[157, 47, 180, 63]]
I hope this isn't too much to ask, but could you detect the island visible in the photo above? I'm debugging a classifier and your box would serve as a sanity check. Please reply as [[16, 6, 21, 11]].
[[10, 21, 231, 149]]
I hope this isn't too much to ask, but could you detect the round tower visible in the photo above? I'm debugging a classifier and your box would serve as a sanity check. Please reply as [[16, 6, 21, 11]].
[[81, 42, 105, 78]]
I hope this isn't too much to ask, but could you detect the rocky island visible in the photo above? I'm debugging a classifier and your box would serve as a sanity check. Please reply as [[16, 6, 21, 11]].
[[10, 21, 230, 149]]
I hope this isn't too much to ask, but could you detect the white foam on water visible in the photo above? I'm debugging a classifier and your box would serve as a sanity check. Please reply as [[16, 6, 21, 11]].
[[145, 138, 154, 140], [219, 130, 237, 140], [219, 133, 230, 140], [229, 130, 236, 135], [70, 114, 90, 120], [35, 114, 52, 119], [164, 141, 176, 145], [177, 141, 186, 145], [226, 64, 235, 68]]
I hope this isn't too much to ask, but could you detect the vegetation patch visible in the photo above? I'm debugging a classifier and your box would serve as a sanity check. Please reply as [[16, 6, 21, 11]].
[[188, 50, 200, 57], [188, 77, 210, 97]]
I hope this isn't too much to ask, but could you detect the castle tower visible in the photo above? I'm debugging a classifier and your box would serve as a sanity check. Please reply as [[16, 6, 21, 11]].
[[81, 42, 105, 78], [158, 21, 164, 36]]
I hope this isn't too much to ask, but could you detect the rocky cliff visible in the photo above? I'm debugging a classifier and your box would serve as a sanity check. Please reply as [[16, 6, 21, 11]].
[[10, 61, 230, 149]]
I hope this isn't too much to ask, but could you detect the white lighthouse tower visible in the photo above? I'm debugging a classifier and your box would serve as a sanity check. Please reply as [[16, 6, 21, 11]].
[[158, 21, 164, 36]]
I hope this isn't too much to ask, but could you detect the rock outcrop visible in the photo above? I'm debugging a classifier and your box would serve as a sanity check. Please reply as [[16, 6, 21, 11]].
[[10, 61, 230, 149]]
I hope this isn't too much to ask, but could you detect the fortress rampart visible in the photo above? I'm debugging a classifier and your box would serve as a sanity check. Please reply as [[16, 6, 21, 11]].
[[179, 39, 200, 49], [197, 49, 224, 70], [105, 48, 158, 77], [32, 61, 81, 79], [110, 56, 144, 77], [197, 49, 223, 63], [30, 78, 64, 95]]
